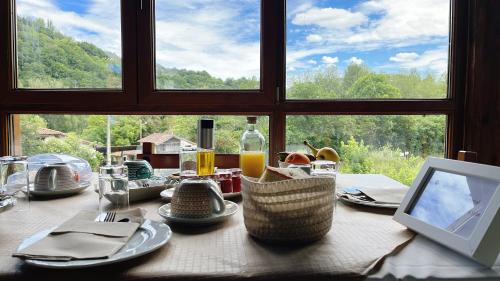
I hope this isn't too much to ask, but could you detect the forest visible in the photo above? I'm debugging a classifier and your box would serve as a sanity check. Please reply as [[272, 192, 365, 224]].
[[17, 18, 447, 186]]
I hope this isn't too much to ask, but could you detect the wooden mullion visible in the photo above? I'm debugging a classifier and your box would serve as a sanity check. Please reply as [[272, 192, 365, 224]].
[[446, 0, 470, 160], [137, 0, 154, 104], [269, 110, 285, 167], [0, 0, 13, 105], [0, 112, 10, 156]]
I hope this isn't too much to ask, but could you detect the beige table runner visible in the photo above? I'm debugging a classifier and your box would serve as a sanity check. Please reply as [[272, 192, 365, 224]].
[[0, 174, 414, 281]]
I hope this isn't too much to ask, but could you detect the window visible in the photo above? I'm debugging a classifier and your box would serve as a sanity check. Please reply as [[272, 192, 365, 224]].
[[16, 114, 269, 170], [15, 0, 122, 89], [286, 115, 446, 185], [1, 0, 469, 185], [286, 0, 450, 99], [154, 0, 261, 90]]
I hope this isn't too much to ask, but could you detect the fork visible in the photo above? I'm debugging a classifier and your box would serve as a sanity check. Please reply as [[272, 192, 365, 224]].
[[103, 211, 116, 222]]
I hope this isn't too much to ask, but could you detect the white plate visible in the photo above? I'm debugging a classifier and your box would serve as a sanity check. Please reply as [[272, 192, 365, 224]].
[[160, 188, 241, 201], [23, 184, 89, 198], [158, 201, 238, 225], [95, 185, 167, 203], [336, 192, 400, 209], [17, 219, 171, 269]]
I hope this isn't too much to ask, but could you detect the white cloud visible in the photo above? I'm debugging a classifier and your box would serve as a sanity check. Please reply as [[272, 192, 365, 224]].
[[321, 56, 338, 64], [389, 48, 448, 74], [306, 34, 323, 43], [390, 52, 420, 63], [307, 59, 317, 64], [348, 56, 364, 65], [293, 7, 368, 30]]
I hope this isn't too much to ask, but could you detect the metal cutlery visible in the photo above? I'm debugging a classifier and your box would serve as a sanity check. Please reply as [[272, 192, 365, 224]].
[[103, 211, 116, 222]]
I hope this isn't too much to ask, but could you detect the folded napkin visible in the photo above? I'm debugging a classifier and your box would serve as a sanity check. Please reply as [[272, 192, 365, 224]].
[[356, 186, 408, 204], [13, 208, 145, 261]]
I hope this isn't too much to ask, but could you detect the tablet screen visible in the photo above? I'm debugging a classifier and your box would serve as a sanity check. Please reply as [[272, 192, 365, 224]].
[[407, 169, 498, 238]]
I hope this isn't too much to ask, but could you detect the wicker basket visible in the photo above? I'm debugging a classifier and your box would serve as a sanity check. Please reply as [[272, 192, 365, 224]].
[[241, 175, 335, 243]]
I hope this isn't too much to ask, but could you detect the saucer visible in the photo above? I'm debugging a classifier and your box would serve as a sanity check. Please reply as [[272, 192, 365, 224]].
[[158, 200, 238, 225], [0, 196, 16, 212], [160, 188, 241, 201], [23, 183, 89, 198]]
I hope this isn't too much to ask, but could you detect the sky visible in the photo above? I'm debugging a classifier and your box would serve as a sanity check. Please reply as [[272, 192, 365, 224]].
[[17, 0, 450, 80]]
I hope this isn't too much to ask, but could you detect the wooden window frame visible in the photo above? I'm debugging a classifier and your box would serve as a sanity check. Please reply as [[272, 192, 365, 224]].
[[0, 0, 470, 166]]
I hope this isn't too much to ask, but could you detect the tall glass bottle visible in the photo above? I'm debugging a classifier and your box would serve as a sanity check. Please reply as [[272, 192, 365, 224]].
[[197, 119, 215, 176], [240, 116, 266, 178]]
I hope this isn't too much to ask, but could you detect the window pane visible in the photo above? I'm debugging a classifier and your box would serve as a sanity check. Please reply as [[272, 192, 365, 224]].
[[286, 0, 450, 99], [286, 115, 446, 185], [16, 0, 122, 89], [155, 0, 261, 90], [16, 114, 269, 171]]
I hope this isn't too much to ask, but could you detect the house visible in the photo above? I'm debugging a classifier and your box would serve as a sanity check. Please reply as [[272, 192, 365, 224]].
[[36, 128, 93, 146], [36, 128, 66, 139], [138, 133, 196, 153]]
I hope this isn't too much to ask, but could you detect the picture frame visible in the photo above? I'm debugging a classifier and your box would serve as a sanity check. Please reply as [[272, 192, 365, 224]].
[[394, 157, 500, 267]]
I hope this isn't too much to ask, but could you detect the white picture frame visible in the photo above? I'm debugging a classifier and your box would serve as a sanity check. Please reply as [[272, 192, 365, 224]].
[[394, 157, 500, 267]]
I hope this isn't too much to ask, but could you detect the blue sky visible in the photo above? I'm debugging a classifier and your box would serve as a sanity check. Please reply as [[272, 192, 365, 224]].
[[17, 0, 450, 80]]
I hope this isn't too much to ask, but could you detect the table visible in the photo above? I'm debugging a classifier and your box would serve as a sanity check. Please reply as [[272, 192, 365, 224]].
[[0, 174, 498, 281]]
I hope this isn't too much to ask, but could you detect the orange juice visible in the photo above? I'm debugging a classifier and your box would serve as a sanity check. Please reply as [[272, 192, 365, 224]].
[[240, 151, 265, 178]]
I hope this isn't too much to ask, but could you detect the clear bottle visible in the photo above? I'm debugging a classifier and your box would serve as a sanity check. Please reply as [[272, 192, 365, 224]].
[[196, 119, 215, 176], [240, 116, 266, 178]]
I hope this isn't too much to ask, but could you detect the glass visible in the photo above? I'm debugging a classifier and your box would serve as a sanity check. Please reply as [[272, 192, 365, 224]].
[[286, 115, 446, 186], [98, 165, 129, 214], [0, 157, 29, 211], [240, 117, 266, 178], [231, 168, 242, 193], [216, 170, 233, 193], [15, 0, 122, 89], [408, 169, 498, 238], [286, 0, 450, 99], [180, 145, 197, 176], [155, 0, 261, 90]]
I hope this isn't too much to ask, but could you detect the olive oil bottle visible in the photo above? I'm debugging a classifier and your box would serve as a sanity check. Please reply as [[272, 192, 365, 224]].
[[196, 119, 215, 176]]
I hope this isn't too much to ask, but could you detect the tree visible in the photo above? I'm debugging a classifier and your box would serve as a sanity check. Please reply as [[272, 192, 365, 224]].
[[20, 115, 47, 156], [82, 115, 107, 145], [342, 63, 370, 94], [348, 74, 401, 98]]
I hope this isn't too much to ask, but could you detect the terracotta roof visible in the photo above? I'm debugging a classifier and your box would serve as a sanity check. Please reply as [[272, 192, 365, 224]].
[[37, 128, 66, 137], [138, 133, 195, 146]]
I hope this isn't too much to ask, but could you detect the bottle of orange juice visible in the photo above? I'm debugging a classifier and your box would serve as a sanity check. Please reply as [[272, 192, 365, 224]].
[[240, 116, 266, 178]]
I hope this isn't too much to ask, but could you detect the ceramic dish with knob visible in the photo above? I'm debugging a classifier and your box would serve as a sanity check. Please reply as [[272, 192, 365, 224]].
[[160, 188, 241, 201], [158, 200, 238, 225]]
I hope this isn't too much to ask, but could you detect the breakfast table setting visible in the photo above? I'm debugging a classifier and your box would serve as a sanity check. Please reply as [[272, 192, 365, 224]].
[[1, 171, 499, 281]]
